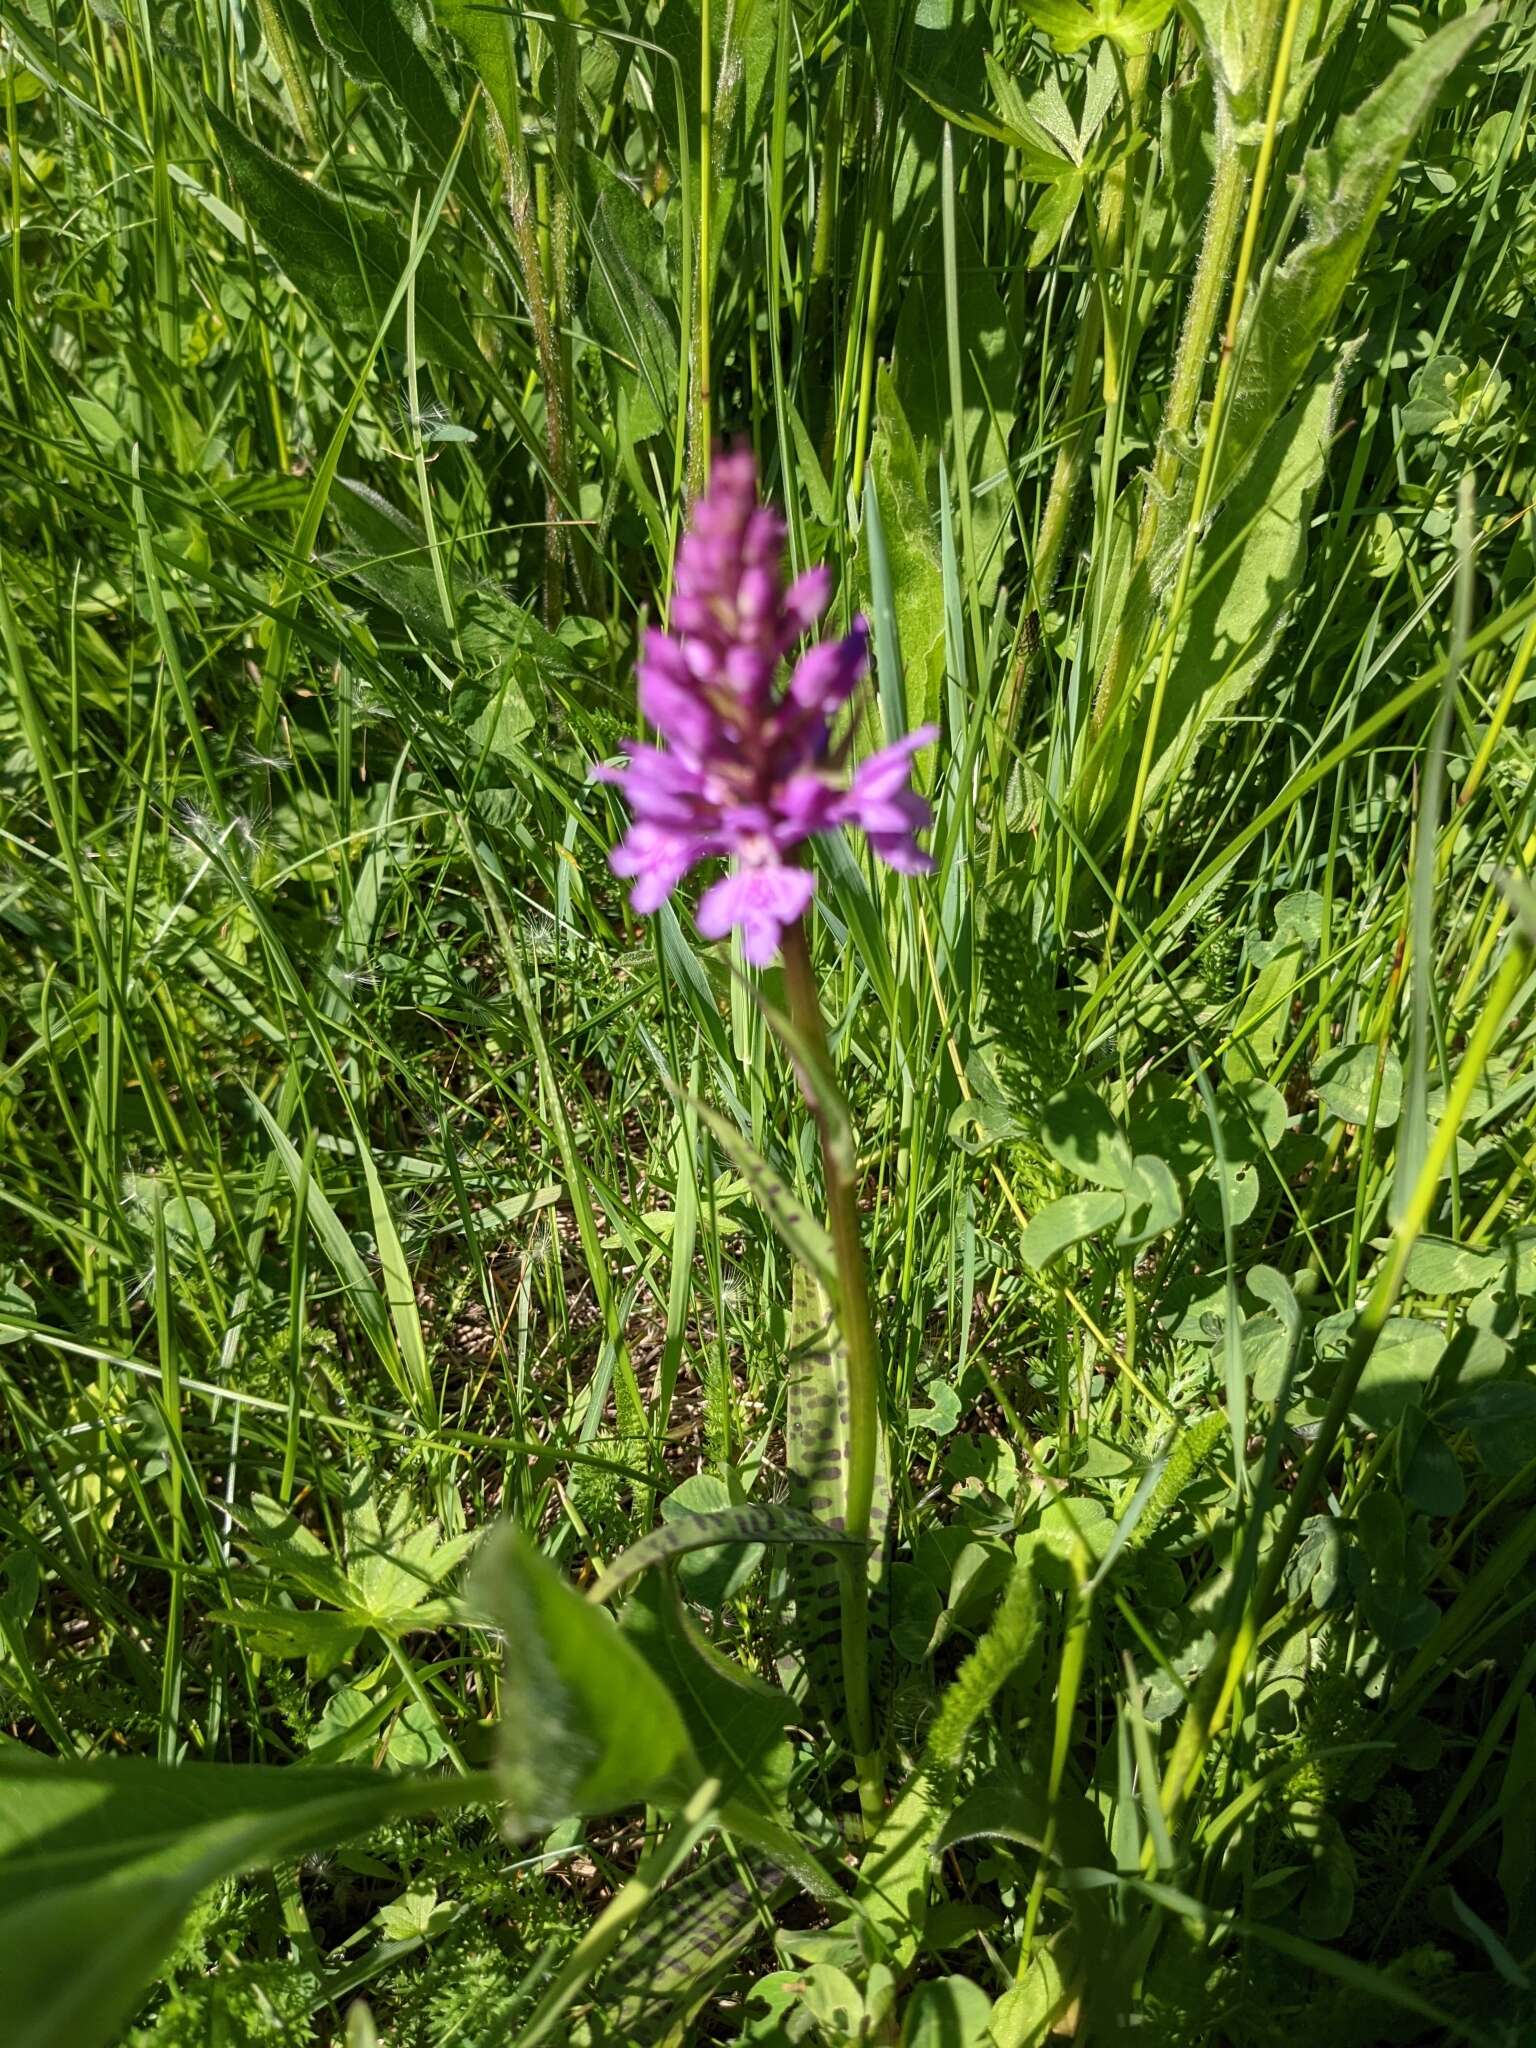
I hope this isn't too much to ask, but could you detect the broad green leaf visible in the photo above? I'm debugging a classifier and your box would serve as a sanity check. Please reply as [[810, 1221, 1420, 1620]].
[[936, 1770, 1107, 1864], [205, 1604, 368, 1660], [342, 1475, 476, 1621], [331, 477, 452, 639], [217, 1485, 473, 1668], [1194, 1156, 1258, 1230], [898, 70, 1060, 161], [599, 1856, 796, 2036], [1221, 1076, 1288, 1154], [784, 1271, 890, 1745], [1019, 1188, 1125, 1270], [621, 1577, 794, 1816], [0, 1274, 34, 1345], [227, 1493, 355, 1605], [1039, 1084, 1135, 1188], [208, 104, 482, 376], [1403, 1418, 1465, 1519], [1116, 1154, 1182, 1249], [1023, 0, 1173, 55], [868, 369, 946, 740], [1128, 1074, 1207, 1177], [0, 1751, 484, 2048], [661, 1473, 766, 1608], [161, 1194, 215, 1259], [307, 0, 459, 154], [1179, 0, 1338, 138], [649, 0, 776, 305], [474, 1526, 697, 1835], [1118, 365, 1346, 840], [1194, 1074, 1288, 1227], [588, 1500, 859, 1605], [1317, 1042, 1403, 1127], [1221, 11, 1492, 496], [1224, 942, 1305, 1088], [989, 1947, 1073, 2047], [430, 0, 519, 142]]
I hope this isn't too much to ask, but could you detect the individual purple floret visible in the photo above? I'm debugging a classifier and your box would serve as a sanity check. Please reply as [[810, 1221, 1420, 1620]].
[[594, 449, 938, 966]]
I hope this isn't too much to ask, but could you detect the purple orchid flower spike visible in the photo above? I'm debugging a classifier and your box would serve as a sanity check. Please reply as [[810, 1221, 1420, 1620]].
[[594, 449, 939, 966]]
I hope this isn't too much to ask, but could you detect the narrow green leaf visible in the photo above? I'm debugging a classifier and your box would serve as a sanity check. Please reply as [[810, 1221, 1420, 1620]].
[[355, 1138, 436, 1423], [246, 1092, 410, 1400], [589, 1505, 860, 1604], [689, 1099, 836, 1288]]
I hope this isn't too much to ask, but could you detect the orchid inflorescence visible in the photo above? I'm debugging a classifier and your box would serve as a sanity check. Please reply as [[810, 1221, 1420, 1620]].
[[594, 449, 939, 965]]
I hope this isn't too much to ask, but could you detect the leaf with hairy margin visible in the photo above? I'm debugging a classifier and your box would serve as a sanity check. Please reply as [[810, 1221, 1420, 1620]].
[[474, 1526, 697, 1835], [308, 0, 459, 154], [208, 104, 482, 376]]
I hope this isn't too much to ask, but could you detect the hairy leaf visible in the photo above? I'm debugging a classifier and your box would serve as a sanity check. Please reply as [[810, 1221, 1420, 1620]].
[[307, 0, 459, 153], [208, 104, 481, 375], [474, 1527, 697, 1834]]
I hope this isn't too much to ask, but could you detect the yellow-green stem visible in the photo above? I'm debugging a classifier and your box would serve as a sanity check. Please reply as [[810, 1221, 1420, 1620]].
[[1104, 0, 1304, 958]]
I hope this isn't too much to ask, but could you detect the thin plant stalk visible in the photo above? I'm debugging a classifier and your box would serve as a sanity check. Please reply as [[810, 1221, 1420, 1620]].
[[252, 0, 323, 157], [691, 0, 714, 494], [1087, 0, 1293, 744], [780, 917, 885, 1835], [1104, 0, 1307, 957], [1002, 49, 1150, 744], [482, 101, 568, 626]]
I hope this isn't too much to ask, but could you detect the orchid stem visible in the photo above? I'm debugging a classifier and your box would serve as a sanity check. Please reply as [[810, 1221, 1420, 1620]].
[[781, 917, 885, 1837]]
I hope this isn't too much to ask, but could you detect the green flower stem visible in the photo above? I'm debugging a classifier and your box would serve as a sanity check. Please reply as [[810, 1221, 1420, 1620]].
[[1105, 0, 1307, 959], [252, 0, 323, 159], [1088, 134, 1247, 741], [1002, 49, 1149, 743], [780, 918, 885, 1836]]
